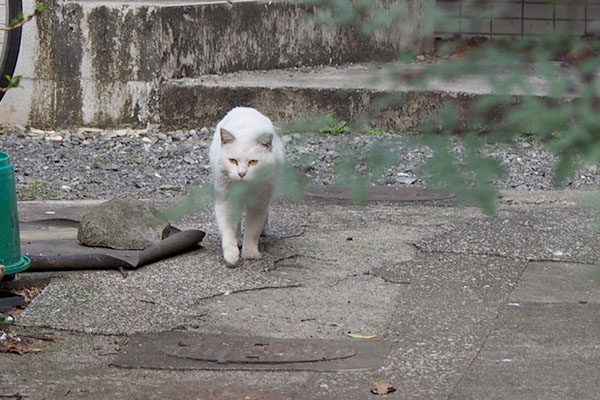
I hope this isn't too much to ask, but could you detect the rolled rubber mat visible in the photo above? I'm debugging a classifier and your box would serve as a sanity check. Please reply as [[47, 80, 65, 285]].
[[20, 219, 205, 271]]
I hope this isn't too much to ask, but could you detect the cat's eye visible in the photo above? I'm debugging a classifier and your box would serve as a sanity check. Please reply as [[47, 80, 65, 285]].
[[229, 158, 238, 165], [248, 160, 258, 166]]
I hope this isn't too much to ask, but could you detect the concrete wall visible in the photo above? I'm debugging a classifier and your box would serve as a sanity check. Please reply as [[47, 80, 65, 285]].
[[0, 0, 434, 129]]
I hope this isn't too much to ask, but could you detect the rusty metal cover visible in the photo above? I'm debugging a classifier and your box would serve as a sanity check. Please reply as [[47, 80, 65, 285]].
[[307, 186, 453, 202], [113, 332, 390, 372], [162, 335, 356, 364]]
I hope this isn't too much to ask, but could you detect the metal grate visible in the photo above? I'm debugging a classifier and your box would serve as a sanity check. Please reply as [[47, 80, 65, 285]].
[[435, 0, 600, 38]]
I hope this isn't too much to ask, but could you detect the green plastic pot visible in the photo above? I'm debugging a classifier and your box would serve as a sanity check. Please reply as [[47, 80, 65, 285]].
[[0, 152, 30, 275]]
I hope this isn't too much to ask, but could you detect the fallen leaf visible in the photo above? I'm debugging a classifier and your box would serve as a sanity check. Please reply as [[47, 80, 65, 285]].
[[0, 342, 43, 355], [347, 333, 377, 340], [0, 330, 44, 354], [565, 44, 598, 63], [370, 378, 396, 395]]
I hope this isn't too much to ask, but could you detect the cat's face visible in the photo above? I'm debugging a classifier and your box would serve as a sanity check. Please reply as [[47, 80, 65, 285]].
[[218, 128, 275, 182]]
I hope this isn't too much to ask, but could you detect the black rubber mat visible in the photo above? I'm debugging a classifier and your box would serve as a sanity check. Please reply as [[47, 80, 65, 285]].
[[20, 219, 205, 271], [0, 289, 25, 312]]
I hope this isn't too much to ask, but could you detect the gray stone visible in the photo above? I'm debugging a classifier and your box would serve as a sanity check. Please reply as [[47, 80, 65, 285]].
[[397, 176, 417, 185], [176, 142, 194, 156], [77, 198, 170, 250]]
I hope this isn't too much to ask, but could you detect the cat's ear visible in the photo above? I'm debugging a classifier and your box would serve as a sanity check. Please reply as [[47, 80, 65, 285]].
[[259, 134, 273, 151], [220, 128, 235, 145]]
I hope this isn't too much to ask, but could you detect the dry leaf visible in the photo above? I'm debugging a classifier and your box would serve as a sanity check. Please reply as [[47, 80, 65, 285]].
[[347, 333, 377, 340], [0, 342, 43, 354], [370, 378, 396, 395], [0, 330, 44, 354]]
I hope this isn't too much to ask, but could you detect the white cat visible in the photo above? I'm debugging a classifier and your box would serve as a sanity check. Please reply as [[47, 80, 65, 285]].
[[209, 107, 285, 265]]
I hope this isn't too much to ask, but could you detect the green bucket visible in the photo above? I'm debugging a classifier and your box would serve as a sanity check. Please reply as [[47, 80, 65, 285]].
[[0, 152, 30, 275]]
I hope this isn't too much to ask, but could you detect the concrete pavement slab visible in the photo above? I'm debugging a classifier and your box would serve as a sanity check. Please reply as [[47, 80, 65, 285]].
[[374, 252, 526, 399], [3, 191, 600, 399], [450, 303, 600, 400], [185, 276, 402, 340], [417, 207, 600, 263], [510, 261, 600, 304], [17, 251, 298, 335]]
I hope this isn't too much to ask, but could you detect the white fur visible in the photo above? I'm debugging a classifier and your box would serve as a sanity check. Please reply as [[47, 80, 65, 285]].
[[209, 107, 285, 265]]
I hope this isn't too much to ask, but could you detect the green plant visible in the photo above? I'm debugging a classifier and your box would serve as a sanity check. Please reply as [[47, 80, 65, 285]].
[[19, 179, 58, 201], [0, 2, 45, 32], [0, 74, 21, 93], [320, 114, 351, 135], [0, 2, 45, 93]]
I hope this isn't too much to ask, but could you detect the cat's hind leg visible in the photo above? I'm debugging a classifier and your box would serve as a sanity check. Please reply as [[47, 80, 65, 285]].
[[215, 199, 243, 266]]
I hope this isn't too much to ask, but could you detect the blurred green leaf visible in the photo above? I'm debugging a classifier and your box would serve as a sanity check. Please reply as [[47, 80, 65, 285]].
[[34, 2, 46, 14], [9, 11, 24, 27], [162, 184, 213, 220], [554, 153, 576, 187]]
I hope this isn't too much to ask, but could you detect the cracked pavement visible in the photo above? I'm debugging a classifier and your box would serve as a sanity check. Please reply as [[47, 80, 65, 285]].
[[1, 190, 600, 399]]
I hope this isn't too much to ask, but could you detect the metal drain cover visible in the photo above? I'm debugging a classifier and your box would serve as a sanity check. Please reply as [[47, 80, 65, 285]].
[[113, 332, 390, 371], [307, 186, 453, 202], [162, 335, 356, 364]]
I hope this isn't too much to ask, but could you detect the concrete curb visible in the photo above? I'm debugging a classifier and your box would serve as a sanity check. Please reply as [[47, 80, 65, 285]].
[[159, 62, 566, 130]]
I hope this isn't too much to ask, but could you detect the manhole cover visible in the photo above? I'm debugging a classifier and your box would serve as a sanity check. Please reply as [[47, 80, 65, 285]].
[[162, 336, 356, 364], [307, 186, 453, 202], [113, 332, 390, 371]]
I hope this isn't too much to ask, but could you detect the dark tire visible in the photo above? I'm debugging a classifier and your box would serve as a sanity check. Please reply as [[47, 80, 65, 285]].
[[0, 0, 23, 103]]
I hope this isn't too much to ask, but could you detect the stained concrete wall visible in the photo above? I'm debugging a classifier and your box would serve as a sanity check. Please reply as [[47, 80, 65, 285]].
[[25, 0, 163, 129], [161, 0, 431, 78], [0, 0, 434, 129]]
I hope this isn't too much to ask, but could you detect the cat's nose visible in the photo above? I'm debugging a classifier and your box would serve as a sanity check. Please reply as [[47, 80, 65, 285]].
[[238, 170, 247, 179]]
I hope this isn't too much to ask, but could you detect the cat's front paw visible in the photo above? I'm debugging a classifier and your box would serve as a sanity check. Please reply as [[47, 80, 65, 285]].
[[223, 244, 240, 266], [242, 246, 262, 260]]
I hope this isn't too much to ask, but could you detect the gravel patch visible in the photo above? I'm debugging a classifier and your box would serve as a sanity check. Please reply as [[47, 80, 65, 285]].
[[1, 125, 599, 201]]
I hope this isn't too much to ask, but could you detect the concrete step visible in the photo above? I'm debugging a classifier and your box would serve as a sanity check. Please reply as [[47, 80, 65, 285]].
[[0, 0, 432, 129], [159, 62, 571, 130]]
